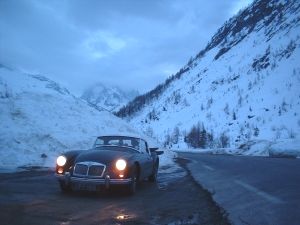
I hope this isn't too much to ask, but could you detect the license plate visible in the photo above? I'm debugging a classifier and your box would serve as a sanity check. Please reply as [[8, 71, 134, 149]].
[[76, 183, 97, 191]]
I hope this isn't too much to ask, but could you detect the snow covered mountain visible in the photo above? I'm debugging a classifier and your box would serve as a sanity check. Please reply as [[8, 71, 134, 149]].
[[81, 83, 138, 112], [0, 66, 140, 169], [117, 0, 300, 155]]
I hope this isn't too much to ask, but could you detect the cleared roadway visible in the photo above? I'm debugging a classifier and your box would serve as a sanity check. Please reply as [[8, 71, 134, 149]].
[[0, 164, 229, 225], [179, 153, 300, 225]]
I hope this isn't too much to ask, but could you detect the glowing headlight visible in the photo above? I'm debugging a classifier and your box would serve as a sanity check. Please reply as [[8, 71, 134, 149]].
[[56, 155, 67, 166], [116, 159, 127, 171]]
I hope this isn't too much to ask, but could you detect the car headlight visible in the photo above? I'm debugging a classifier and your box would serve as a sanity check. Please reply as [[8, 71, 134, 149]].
[[116, 159, 127, 171], [56, 155, 67, 166]]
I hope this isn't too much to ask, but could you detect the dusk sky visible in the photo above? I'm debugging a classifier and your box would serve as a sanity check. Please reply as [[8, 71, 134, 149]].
[[0, 0, 253, 94]]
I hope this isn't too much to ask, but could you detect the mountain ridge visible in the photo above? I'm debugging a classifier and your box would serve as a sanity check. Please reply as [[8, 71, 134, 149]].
[[116, 0, 300, 152], [117, 0, 300, 118]]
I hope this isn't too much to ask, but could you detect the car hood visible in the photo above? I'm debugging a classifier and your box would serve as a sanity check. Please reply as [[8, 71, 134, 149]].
[[74, 149, 134, 165]]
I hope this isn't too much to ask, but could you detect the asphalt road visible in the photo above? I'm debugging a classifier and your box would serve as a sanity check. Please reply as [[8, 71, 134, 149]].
[[179, 153, 300, 225], [0, 163, 229, 225]]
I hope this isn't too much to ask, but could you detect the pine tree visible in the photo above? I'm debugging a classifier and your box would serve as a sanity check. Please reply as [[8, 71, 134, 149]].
[[254, 127, 259, 137], [220, 133, 229, 148], [172, 126, 180, 144], [233, 111, 237, 120], [199, 128, 207, 148]]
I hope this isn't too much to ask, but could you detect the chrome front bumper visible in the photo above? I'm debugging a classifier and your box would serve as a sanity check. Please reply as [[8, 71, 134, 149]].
[[55, 172, 132, 189]]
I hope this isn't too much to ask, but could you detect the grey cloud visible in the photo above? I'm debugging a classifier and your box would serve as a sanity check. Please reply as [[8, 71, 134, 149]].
[[0, 0, 253, 94]]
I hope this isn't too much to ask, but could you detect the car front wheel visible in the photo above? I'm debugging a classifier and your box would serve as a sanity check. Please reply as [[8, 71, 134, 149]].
[[127, 166, 137, 195], [148, 162, 158, 182]]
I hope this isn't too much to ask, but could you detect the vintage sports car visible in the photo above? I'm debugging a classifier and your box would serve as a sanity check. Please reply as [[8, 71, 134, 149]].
[[55, 135, 163, 194]]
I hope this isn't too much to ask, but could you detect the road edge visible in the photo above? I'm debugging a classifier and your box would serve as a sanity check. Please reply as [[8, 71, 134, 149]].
[[175, 157, 232, 225]]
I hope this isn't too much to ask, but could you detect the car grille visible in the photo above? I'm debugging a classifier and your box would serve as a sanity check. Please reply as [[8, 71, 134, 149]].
[[73, 162, 105, 177], [74, 164, 88, 175], [88, 165, 105, 176]]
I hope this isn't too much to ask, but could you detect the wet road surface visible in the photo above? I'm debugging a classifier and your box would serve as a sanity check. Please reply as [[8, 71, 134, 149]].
[[179, 153, 300, 225], [0, 160, 230, 225]]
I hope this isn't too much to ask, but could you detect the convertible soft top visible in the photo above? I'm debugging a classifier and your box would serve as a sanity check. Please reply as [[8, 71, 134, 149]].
[[96, 133, 160, 148]]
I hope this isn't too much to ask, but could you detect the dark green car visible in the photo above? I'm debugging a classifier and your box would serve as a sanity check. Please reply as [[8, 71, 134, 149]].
[[55, 135, 163, 195]]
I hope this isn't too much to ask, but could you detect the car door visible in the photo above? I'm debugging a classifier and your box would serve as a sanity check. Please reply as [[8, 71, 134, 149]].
[[139, 139, 153, 178]]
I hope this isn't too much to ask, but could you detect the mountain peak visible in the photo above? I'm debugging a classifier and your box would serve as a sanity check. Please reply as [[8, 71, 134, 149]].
[[81, 82, 139, 112]]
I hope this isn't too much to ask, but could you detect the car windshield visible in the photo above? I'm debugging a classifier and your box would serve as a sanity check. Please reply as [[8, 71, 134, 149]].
[[93, 136, 140, 151]]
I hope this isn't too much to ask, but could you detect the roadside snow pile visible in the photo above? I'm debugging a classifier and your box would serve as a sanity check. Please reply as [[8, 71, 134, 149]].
[[173, 139, 300, 158], [269, 139, 300, 158], [234, 140, 272, 156], [159, 148, 177, 167]]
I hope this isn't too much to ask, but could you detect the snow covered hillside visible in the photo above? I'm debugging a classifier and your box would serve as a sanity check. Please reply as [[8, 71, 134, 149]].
[[0, 66, 142, 169], [81, 83, 138, 112], [117, 0, 300, 156]]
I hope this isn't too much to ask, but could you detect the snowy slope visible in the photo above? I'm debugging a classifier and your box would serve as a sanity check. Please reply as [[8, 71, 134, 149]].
[[117, 0, 300, 156], [0, 66, 142, 169], [81, 83, 138, 112]]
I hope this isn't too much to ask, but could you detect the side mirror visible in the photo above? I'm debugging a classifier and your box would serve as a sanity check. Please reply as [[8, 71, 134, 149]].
[[149, 147, 159, 153], [156, 150, 164, 155], [149, 148, 164, 155]]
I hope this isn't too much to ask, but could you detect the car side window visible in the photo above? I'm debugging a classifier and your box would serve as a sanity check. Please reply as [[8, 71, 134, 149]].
[[94, 138, 104, 146], [140, 140, 149, 154]]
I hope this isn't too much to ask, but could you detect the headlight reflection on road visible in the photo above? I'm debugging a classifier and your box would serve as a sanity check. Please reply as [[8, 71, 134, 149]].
[[115, 213, 135, 221]]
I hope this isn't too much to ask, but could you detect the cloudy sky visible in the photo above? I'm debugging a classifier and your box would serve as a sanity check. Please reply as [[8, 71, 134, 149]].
[[0, 0, 253, 95]]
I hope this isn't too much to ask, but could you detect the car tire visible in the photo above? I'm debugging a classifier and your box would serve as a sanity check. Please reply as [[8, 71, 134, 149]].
[[59, 181, 72, 193], [148, 162, 158, 182], [127, 166, 137, 195]]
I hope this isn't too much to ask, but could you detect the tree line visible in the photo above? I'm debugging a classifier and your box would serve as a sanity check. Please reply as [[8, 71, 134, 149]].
[[115, 67, 190, 118], [164, 122, 230, 149]]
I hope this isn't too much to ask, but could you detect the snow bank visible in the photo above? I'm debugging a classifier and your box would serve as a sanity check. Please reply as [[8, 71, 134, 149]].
[[173, 139, 300, 158], [159, 148, 177, 167], [269, 139, 300, 158]]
